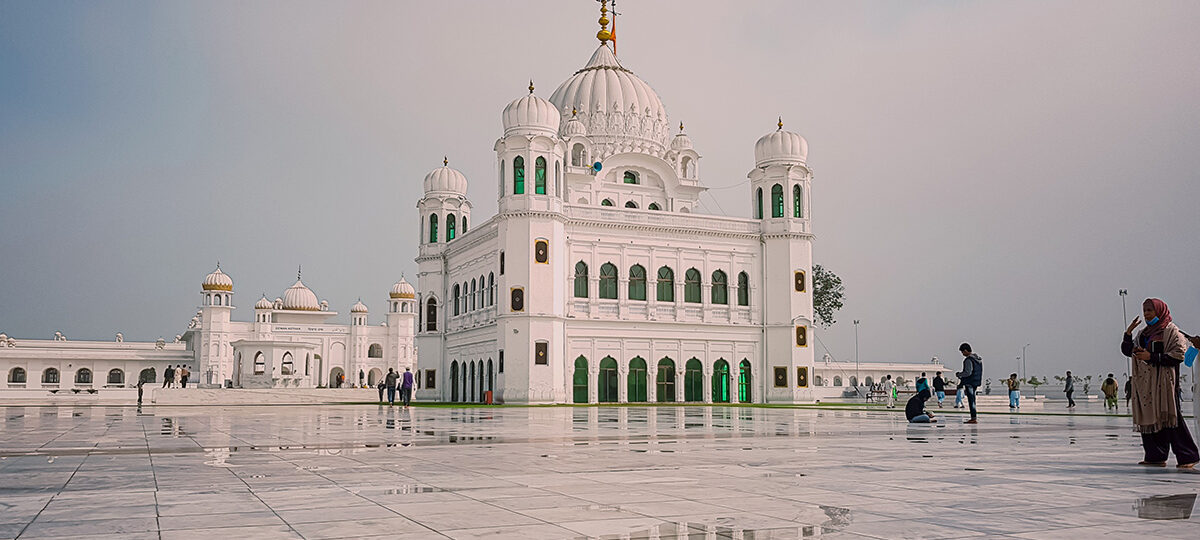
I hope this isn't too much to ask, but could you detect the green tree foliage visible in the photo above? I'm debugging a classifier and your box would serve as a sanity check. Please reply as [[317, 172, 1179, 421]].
[[812, 264, 845, 328]]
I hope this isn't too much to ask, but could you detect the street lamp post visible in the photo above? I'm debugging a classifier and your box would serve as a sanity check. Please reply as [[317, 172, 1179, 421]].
[[1021, 343, 1030, 383], [1119, 289, 1130, 376], [853, 320, 860, 390]]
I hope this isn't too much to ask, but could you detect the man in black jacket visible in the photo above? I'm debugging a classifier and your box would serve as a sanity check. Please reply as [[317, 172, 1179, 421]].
[[1064, 370, 1076, 409], [932, 372, 947, 407], [955, 343, 983, 424]]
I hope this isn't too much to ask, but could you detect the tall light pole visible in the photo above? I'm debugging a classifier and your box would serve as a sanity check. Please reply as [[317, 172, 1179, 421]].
[[853, 320, 860, 388], [1119, 289, 1130, 376], [1021, 343, 1030, 382]]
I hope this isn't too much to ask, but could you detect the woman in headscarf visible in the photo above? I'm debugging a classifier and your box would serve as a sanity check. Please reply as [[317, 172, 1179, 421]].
[[1121, 298, 1199, 468]]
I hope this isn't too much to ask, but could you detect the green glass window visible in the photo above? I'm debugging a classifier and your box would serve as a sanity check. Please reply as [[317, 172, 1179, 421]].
[[684, 358, 704, 402], [535, 156, 547, 194], [513, 156, 525, 194], [793, 184, 803, 218], [461, 216, 468, 233], [447, 214, 456, 240], [628, 357, 648, 402], [453, 284, 460, 315], [648, 203, 660, 210], [573, 261, 589, 298], [656, 266, 674, 302], [599, 263, 618, 299], [711, 270, 728, 305], [737, 271, 749, 306], [601, 199, 614, 207], [772, 184, 784, 218], [429, 214, 438, 243], [628, 265, 646, 301], [713, 359, 730, 403], [598, 357, 618, 403], [573, 356, 589, 403], [756, 188, 763, 219], [684, 268, 701, 303], [656, 358, 675, 402], [738, 359, 752, 403], [623, 171, 638, 184]]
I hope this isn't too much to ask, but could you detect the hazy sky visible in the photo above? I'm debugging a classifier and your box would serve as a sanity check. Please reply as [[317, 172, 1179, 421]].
[[2, 1, 1198, 380]]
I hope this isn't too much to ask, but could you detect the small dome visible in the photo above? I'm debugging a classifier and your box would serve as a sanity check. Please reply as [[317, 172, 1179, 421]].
[[754, 120, 808, 167], [254, 295, 273, 310], [423, 160, 468, 194], [390, 278, 416, 299], [202, 265, 233, 291], [351, 300, 368, 313], [502, 85, 561, 137], [281, 279, 321, 311], [671, 123, 693, 152], [561, 109, 587, 139]]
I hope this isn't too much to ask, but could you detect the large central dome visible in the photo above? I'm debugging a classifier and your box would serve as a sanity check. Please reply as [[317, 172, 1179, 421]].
[[549, 43, 669, 157]]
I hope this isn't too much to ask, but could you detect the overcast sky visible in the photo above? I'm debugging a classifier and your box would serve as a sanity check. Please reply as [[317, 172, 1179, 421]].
[[2, 1, 1198, 380]]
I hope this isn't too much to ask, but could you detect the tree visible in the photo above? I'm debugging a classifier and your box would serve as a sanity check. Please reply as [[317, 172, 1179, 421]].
[[1025, 376, 1044, 397], [813, 264, 845, 328]]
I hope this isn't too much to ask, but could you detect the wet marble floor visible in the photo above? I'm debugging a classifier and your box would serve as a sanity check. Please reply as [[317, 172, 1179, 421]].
[[0, 404, 1197, 539]]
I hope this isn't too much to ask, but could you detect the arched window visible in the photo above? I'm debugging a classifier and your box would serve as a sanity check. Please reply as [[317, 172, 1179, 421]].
[[555, 161, 561, 196], [571, 144, 586, 167], [429, 214, 438, 243], [815, 375, 823, 386], [849, 376, 858, 387], [215, 295, 222, 306], [601, 199, 614, 207], [478, 274, 485, 309], [656, 358, 676, 402], [281, 353, 294, 375], [75, 368, 92, 384], [107, 368, 124, 385], [368, 344, 383, 358], [598, 357, 618, 402], [253, 352, 265, 375], [8, 367, 26, 383], [599, 263, 618, 299], [470, 279, 477, 311], [139, 368, 156, 383], [573, 356, 588, 403], [737, 271, 750, 306], [684, 268, 702, 303], [833, 376, 842, 386], [772, 184, 784, 218], [648, 203, 660, 210], [711, 270, 728, 305], [684, 358, 703, 401], [42, 367, 59, 384], [426, 298, 438, 331], [625, 201, 638, 209], [738, 359, 752, 403], [628, 357, 648, 402], [628, 264, 646, 301], [682, 156, 695, 178], [513, 156, 525, 194], [462, 216, 468, 234], [488, 272, 495, 306], [574, 261, 589, 298], [535, 156, 547, 194], [453, 284, 461, 316], [450, 361, 459, 402], [756, 188, 764, 219], [657, 266, 675, 302], [447, 214, 457, 241], [793, 184, 803, 218], [623, 171, 639, 184]]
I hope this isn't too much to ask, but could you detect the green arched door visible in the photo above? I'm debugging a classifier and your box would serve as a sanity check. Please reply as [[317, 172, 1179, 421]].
[[573, 356, 589, 403], [738, 359, 752, 403], [598, 357, 618, 403], [628, 357, 648, 402], [656, 358, 675, 402], [684, 358, 704, 401], [713, 359, 730, 403]]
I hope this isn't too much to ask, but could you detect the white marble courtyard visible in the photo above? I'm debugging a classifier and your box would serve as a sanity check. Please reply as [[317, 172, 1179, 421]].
[[1, 403, 1197, 539]]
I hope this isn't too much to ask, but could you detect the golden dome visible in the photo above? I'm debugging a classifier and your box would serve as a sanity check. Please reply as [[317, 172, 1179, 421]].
[[202, 265, 233, 291]]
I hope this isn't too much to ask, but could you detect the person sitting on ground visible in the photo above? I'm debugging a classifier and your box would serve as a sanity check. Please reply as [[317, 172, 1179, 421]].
[[906, 388, 937, 423]]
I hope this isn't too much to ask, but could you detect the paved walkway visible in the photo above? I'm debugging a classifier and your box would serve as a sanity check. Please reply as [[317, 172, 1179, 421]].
[[1, 404, 1197, 539]]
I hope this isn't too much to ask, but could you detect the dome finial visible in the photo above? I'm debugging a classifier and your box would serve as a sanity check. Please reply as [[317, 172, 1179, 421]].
[[216, 260, 221, 270], [443, 156, 448, 166], [777, 116, 784, 130], [528, 80, 535, 94], [597, 0, 612, 43], [297, 265, 302, 281], [679, 122, 685, 132], [571, 107, 578, 117]]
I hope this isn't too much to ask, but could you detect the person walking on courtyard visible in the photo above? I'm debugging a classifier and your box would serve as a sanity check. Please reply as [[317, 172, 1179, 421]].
[[884, 375, 896, 408], [1064, 370, 1076, 409], [162, 365, 175, 389], [1101, 373, 1119, 411], [932, 372, 946, 407], [1121, 298, 1199, 469], [376, 379, 386, 403], [400, 367, 414, 408], [1124, 375, 1132, 409], [137, 378, 144, 404], [915, 372, 930, 395], [1006, 373, 1021, 409], [956, 343, 983, 424], [385, 368, 399, 405], [179, 365, 190, 388], [905, 387, 937, 423]]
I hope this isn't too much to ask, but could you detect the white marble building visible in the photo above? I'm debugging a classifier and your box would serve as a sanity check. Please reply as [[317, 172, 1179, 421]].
[[413, 7, 818, 404]]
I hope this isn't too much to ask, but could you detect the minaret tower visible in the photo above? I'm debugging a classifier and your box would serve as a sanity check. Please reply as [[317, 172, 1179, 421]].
[[415, 158, 470, 398], [386, 277, 417, 374], [198, 263, 234, 387], [749, 118, 816, 402]]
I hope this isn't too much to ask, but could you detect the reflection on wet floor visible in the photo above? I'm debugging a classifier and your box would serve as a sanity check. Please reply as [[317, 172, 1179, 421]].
[[1135, 493, 1197, 520], [601, 506, 852, 540]]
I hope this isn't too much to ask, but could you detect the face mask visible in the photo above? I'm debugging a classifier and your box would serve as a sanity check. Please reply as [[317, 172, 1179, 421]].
[[1147, 316, 1160, 326]]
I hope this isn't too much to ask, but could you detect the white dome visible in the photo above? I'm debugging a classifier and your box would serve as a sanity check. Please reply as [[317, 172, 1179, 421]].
[[351, 300, 368, 313], [502, 87, 560, 137], [561, 110, 587, 139], [423, 161, 468, 194], [281, 279, 321, 311], [671, 123, 693, 152], [254, 295, 273, 310], [202, 265, 233, 291], [754, 122, 808, 166], [390, 278, 415, 299], [549, 44, 670, 156]]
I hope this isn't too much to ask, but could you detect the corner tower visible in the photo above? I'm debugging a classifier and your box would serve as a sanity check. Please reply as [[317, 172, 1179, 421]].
[[198, 264, 234, 387]]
